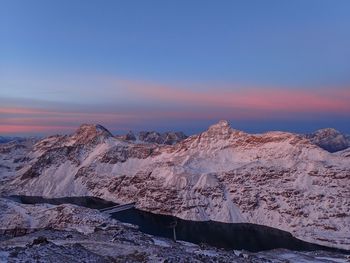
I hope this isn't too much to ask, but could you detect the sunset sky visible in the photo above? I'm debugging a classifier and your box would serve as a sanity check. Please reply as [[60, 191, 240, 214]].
[[1, 0, 350, 135]]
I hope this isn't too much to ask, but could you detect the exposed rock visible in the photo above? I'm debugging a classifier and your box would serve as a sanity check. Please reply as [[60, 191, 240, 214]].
[[125, 131, 136, 141], [305, 128, 349, 152], [31, 236, 49, 246], [123, 131, 188, 145], [160, 131, 188, 145], [71, 124, 113, 145]]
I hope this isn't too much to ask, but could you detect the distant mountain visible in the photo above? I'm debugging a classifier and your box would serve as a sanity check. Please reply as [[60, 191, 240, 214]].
[[346, 134, 350, 143], [304, 128, 349, 152], [117, 130, 188, 145], [0, 136, 26, 144], [1, 121, 349, 250]]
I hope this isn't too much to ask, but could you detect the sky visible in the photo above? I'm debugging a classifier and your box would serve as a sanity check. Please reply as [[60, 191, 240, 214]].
[[1, 0, 350, 135]]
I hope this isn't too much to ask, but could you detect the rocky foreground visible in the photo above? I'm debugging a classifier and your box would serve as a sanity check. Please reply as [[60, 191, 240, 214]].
[[0, 198, 349, 263]]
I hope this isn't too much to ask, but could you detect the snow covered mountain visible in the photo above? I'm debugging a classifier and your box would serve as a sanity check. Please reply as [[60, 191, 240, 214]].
[[304, 128, 349, 152], [1, 121, 349, 250], [0, 138, 37, 181], [0, 136, 27, 144], [117, 130, 187, 145]]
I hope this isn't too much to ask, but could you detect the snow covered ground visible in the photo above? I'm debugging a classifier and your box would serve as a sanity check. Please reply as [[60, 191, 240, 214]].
[[0, 198, 349, 263]]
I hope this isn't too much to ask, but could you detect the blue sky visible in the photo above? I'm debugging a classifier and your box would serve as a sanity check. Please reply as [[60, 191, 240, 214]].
[[1, 0, 350, 135]]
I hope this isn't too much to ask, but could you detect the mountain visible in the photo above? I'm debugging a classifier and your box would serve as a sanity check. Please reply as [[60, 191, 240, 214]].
[[1, 121, 349, 250], [117, 130, 188, 145], [304, 128, 349, 152], [0, 136, 27, 144], [0, 138, 38, 181]]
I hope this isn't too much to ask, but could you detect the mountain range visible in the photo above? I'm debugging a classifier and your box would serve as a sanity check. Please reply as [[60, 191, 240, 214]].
[[2, 127, 349, 152], [0, 120, 349, 251], [0, 136, 30, 144]]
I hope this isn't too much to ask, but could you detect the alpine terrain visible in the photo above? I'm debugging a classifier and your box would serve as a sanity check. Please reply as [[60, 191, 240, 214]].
[[0, 120, 349, 254]]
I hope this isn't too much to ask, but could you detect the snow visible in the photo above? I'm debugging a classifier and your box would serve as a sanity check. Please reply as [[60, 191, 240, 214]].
[[315, 257, 348, 263], [152, 238, 171, 247], [0, 198, 115, 234], [194, 249, 219, 257], [0, 194, 349, 262], [0, 251, 9, 262], [1, 121, 350, 250]]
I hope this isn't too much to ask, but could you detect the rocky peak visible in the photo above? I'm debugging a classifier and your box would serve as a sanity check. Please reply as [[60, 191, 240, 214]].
[[120, 130, 187, 145], [125, 131, 136, 141], [305, 128, 349, 153], [204, 120, 233, 139], [209, 120, 230, 130], [72, 124, 113, 145], [138, 131, 186, 145], [314, 128, 341, 137], [162, 131, 187, 145], [138, 131, 160, 143]]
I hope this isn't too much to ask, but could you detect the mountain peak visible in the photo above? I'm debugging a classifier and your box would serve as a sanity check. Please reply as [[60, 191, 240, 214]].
[[209, 120, 231, 130], [204, 120, 232, 138], [72, 124, 113, 144], [305, 128, 349, 153], [314, 128, 341, 136]]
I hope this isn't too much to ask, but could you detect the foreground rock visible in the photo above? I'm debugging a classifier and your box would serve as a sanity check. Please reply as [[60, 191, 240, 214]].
[[2, 229, 349, 263], [1, 121, 350, 250], [0, 197, 114, 234]]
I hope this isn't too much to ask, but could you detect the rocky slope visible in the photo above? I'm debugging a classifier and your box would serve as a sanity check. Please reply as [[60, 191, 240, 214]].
[[2, 198, 347, 263], [1, 121, 349, 250], [338, 148, 350, 158], [0, 138, 37, 183], [0, 197, 244, 262], [305, 128, 349, 152], [0, 197, 114, 235]]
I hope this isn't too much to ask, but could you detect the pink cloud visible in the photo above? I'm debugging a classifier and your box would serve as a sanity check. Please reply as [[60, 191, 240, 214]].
[[124, 81, 350, 114], [0, 125, 73, 134], [1, 78, 349, 134]]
